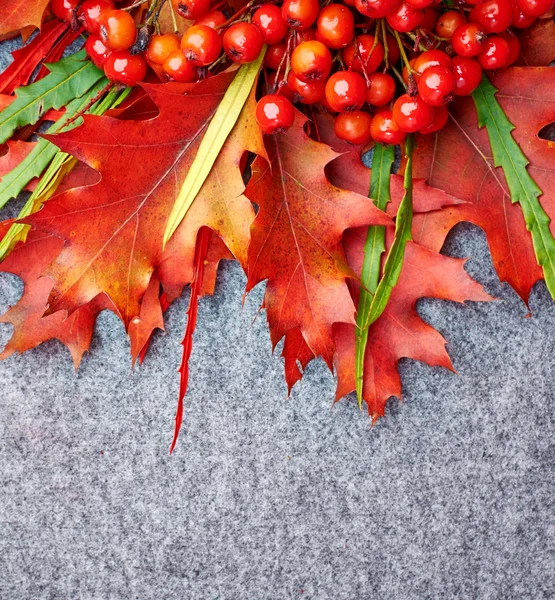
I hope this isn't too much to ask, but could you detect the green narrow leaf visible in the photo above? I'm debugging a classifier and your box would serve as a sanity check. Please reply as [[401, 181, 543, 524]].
[[472, 75, 555, 298], [356, 136, 415, 406], [0, 85, 131, 261], [0, 78, 111, 208], [0, 49, 104, 144], [355, 144, 395, 404], [163, 48, 266, 246]]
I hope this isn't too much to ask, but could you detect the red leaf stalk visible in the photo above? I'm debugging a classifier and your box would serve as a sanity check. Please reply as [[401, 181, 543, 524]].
[[170, 226, 211, 454]]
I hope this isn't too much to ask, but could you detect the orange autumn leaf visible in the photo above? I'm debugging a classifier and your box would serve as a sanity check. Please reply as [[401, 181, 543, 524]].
[[0, 0, 51, 36]]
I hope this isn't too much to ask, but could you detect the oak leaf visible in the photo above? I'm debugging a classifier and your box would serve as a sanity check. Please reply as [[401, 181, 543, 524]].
[[0, 0, 50, 36]]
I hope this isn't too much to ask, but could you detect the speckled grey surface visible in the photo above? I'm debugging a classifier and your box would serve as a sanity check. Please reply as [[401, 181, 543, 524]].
[[0, 38, 554, 600]]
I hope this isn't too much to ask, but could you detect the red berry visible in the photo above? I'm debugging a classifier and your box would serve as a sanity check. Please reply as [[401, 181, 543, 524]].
[[253, 4, 289, 44], [264, 42, 287, 70], [419, 105, 449, 134], [256, 94, 296, 133], [405, 0, 435, 9], [451, 23, 487, 57], [281, 0, 320, 30], [266, 71, 296, 100], [413, 49, 452, 79], [384, 33, 401, 65], [516, 0, 555, 15], [511, 1, 537, 27], [104, 50, 147, 86], [343, 35, 384, 75], [100, 9, 137, 51], [469, 0, 513, 33], [420, 6, 439, 30], [181, 25, 222, 66], [316, 4, 355, 49], [334, 111, 373, 145], [392, 93, 435, 132], [51, 0, 78, 22], [386, 2, 424, 32], [325, 71, 367, 112], [287, 71, 326, 103], [478, 36, 511, 69], [223, 22, 264, 63], [500, 30, 521, 64], [85, 34, 111, 68], [146, 33, 180, 65], [194, 10, 227, 28], [417, 66, 455, 106], [163, 50, 198, 82], [80, 0, 114, 34], [435, 10, 466, 37], [366, 72, 396, 106], [355, 0, 401, 18], [451, 56, 483, 95], [172, 0, 210, 20], [370, 110, 407, 144], [291, 40, 332, 82]]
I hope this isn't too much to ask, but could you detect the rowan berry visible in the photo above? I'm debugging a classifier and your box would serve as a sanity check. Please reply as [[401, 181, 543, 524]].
[[334, 111, 373, 145], [256, 94, 296, 133]]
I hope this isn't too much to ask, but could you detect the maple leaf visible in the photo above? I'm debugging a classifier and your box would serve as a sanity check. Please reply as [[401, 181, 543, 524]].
[[411, 67, 555, 302], [0, 0, 50, 36], [334, 235, 492, 422], [25, 72, 238, 327], [245, 113, 391, 367]]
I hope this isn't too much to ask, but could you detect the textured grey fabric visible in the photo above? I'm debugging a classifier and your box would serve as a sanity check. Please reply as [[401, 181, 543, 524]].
[[0, 39, 554, 600]]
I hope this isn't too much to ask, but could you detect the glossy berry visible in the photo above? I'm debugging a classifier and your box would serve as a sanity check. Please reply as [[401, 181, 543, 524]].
[[81, 0, 115, 34], [325, 71, 367, 112], [392, 93, 435, 132], [256, 94, 296, 134], [355, 0, 401, 18], [253, 5, 289, 44], [291, 40, 332, 82], [264, 42, 287, 70], [478, 35, 511, 69], [384, 33, 401, 65], [223, 22, 264, 64], [413, 49, 452, 78], [181, 25, 222, 66], [104, 50, 147, 86], [386, 2, 424, 32], [100, 9, 137, 51], [451, 23, 487, 57], [146, 33, 180, 65], [194, 10, 227, 28], [172, 0, 210, 20], [435, 10, 465, 37], [343, 35, 384, 75], [451, 56, 483, 95], [163, 50, 198, 82], [419, 105, 449, 134], [52, 0, 79, 22], [500, 30, 521, 64], [511, 2, 537, 27], [334, 111, 373, 145], [420, 6, 440, 30], [405, 0, 435, 9], [469, 0, 513, 33], [417, 66, 455, 106], [282, 0, 320, 30], [85, 34, 111, 68], [366, 72, 396, 106], [516, 0, 555, 16], [370, 110, 407, 144], [287, 71, 326, 103], [316, 4, 355, 49]]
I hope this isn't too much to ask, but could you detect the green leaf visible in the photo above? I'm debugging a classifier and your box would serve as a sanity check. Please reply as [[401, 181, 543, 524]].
[[0, 78, 111, 208], [0, 49, 104, 144], [472, 75, 555, 298], [356, 136, 415, 406], [163, 48, 266, 246], [0, 85, 131, 261], [355, 144, 395, 404]]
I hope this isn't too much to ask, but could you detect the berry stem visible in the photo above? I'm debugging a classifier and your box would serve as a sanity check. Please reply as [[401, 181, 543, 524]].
[[63, 81, 115, 128]]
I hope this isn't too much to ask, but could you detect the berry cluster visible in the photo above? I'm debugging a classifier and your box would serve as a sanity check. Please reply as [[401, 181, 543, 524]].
[[52, 0, 554, 143]]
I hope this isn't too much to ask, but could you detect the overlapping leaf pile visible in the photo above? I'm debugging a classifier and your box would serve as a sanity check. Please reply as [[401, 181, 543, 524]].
[[0, 2, 554, 448]]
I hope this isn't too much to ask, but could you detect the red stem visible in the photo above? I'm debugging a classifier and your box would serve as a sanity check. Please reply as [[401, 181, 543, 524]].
[[169, 226, 211, 454]]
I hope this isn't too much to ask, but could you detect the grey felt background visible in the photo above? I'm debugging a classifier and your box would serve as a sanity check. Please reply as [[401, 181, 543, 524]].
[[0, 39, 554, 600]]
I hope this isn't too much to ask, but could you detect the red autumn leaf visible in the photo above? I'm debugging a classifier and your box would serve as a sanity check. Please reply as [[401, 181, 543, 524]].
[[245, 113, 391, 368], [333, 236, 493, 422], [516, 17, 555, 67], [0, 140, 38, 191], [0, 19, 68, 94], [0, 0, 51, 36], [25, 72, 239, 327], [411, 67, 555, 303]]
